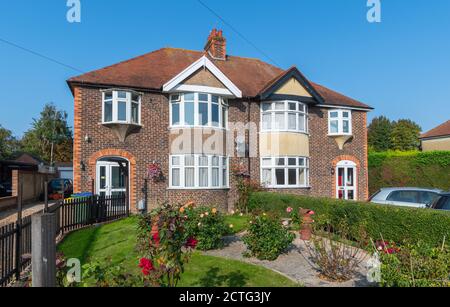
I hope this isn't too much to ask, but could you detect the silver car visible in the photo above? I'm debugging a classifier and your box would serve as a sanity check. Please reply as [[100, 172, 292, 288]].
[[369, 188, 443, 208]]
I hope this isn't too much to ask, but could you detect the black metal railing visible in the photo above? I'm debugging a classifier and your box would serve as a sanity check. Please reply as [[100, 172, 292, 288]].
[[0, 194, 128, 287]]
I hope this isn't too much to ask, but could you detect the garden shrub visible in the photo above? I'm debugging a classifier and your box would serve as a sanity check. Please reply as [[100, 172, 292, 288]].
[[379, 241, 450, 287], [183, 206, 228, 251], [368, 151, 450, 194], [243, 213, 295, 261], [249, 192, 450, 247]]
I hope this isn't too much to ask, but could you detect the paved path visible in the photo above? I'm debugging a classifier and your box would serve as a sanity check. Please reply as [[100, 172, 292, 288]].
[[0, 202, 55, 226], [204, 234, 376, 287]]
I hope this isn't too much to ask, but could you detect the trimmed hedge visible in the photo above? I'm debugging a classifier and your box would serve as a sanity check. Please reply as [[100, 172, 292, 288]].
[[369, 151, 450, 194], [249, 192, 450, 247]]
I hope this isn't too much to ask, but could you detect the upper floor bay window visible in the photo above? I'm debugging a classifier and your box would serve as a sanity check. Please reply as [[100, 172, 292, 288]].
[[261, 101, 308, 133], [328, 110, 352, 135], [170, 93, 228, 129], [170, 154, 229, 189], [261, 157, 310, 188], [102, 90, 141, 125]]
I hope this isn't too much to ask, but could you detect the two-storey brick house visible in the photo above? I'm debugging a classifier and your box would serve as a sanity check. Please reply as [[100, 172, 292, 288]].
[[68, 29, 373, 213]]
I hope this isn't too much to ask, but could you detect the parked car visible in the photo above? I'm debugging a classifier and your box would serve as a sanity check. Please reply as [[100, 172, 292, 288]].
[[369, 188, 443, 208], [428, 193, 450, 211], [47, 179, 73, 200]]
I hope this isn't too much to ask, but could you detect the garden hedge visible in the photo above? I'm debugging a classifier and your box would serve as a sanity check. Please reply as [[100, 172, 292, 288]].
[[249, 192, 450, 247], [368, 151, 450, 194]]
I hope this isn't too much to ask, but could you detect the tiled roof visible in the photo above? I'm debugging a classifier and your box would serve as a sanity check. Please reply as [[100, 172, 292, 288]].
[[421, 120, 450, 139], [68, 47, 372, 109]]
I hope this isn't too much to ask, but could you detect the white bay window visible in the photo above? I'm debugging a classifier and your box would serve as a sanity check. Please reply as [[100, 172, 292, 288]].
[[170, 93, 228, 129], [328, 110, 352, 135], [261, 157, 309, 188], [170, 155, 229, 189], [261, 101, 308, 133], [102, 90, 141, 125]]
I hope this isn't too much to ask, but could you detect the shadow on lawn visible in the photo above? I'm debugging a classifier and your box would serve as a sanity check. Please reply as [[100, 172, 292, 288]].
[[196, 267, 248, 287]]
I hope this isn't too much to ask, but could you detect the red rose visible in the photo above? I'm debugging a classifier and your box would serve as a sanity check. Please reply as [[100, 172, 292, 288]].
[[139, 257, 154, 275], [185, 237, 198, 249], [152, 232, 160, 246]]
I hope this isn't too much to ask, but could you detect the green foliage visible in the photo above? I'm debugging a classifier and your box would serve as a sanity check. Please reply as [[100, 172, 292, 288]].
[[21, 103, 73, 163], [390, 119, 422, 151], [0, 125, 20, 160], [183, 206, 228, 251], [369, 151, 450, 193], [243, 213, 295, 261], [380, 242, 450, 287], [80, 260, 143, 287], [368, 116, 393, 152], [249, 192, 450, 247]]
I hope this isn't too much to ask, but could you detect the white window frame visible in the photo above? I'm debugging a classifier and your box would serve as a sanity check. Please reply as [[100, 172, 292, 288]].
[[261, 101, 308, 133], [170, 93, 228, 129], [102, 90, 142, 125], [169, 154, 229, 189], [260, 157, 310, 189], [328, 109, 352, 136]]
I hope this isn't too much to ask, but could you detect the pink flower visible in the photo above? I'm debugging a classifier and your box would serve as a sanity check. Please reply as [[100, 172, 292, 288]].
[[152, 232, 160, 246], [307, 210, 315, 216], [185, 237, 198, 249], [286, 207, 293, 214]]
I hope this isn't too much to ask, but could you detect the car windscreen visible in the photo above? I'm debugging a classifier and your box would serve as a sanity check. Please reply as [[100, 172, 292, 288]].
[[435, 197, 450, 210]]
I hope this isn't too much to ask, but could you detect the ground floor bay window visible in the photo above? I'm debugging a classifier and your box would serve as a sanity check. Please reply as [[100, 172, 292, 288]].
[[170, 155, 229, 189], [261, 157, 309, 188]]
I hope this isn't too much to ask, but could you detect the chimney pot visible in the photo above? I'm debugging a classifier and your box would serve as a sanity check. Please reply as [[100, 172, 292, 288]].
[[204, 28, 227, 61]]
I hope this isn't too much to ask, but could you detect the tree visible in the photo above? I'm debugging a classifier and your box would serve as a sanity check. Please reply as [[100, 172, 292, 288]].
[[0, 125, 20, 160], [390, 119, 422, 151], [21, 104, 73, 164], [368, 116, 393, 152]]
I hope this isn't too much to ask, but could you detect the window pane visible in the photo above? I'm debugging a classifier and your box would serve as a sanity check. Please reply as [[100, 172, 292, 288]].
[[184, 93, 194, 101], [298, 114, 305, 132], [330, 111, 339, 118], [199, 102, 208, 126], [262, 158, 272, 166], [298, 104, 305, 112], [212, 103, 219, 127], [262, 114, 272, 130], [276, 158, 285, 166], [132, 94, 139, 102], [171, 94, 180, 102], [199, 168, 208, 187], [185, 168, 195, 187], [262, 103, 272, 112], [343, 120, 350, 133], [199, 93, 208, 102], [104, 101, 113, 122], [288, 158, 297, 166], [185, 101, 194, 125], [298, 158, 305, 166], [343, 112, 350, 118], [299, 168, 306, 186], [105, 92, 113, 100], [262, 169, 272, 186], [118, 101, 127, 121], [222, 169, 227, 187], [275, 169, 285, 185], [275, 113, 285, 130], [171, 103, 180, 126], [289, 102, 297, 111], [288, 113, 297, 130], [212, 156, 219, 166], [199, 156, 208, 166], [212, 95, 219, 103], [212, 168, 219, 187], [118, 91, 127, 99], [100, 166, 106, 189], [288, 169, 297, 185], [222, 106, 227, 128], [275, 102, 285, 110], [185, 155, 195, 166], [132, 102, 139, 123], [172, 156, 180, 166], [172, 169, 180, 187], [330, 120, 339, 133], [111, 167, 125, 189]]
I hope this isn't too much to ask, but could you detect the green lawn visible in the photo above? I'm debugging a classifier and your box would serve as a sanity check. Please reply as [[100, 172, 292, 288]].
[[58, 217, 297, 287], [223, 214, 250, 234]]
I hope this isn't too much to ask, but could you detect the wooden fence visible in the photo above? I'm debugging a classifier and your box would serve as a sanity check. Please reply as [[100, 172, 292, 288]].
[[0, 194, 128, 287]]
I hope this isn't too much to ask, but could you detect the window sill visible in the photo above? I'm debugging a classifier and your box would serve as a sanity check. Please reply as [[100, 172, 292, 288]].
[[167, 187, 230, 191], [263, 186, 311, 190], [328, 133, 352, 137], [169, 126, 229, 131], [102, 122, 143, 128], [260, 130, 309, 136]]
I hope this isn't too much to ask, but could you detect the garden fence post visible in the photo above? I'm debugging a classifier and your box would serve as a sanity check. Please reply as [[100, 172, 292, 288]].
[[15, 177, 24, 280], [31, 212, 56, 287]]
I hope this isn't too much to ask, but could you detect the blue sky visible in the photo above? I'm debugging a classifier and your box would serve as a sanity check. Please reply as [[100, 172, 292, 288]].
[[0, 0, 449, 137]]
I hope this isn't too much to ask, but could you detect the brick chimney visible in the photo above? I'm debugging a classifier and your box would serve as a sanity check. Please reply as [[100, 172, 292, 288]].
[[204, 29, 227, 61]]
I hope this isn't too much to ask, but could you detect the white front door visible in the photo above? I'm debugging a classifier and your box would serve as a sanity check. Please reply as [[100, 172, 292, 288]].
[[96, 162, 126, 198], [336, 161, 357, 200]]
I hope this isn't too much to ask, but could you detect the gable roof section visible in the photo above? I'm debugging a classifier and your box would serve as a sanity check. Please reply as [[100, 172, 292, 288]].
[[259, 66, 324, 103], [163, 55, 242, 98], [421, 120, 450, 139], [67, 47, 372, 109]]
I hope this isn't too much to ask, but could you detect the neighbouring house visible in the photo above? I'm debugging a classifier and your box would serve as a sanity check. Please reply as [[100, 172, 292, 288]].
[[67, 29, 373, 213], [420, 120, 450, 152], [55, 162, 74, 180], [14, 153, 54, 174]]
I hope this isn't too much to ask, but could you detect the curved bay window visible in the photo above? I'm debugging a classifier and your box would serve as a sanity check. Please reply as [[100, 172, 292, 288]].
[[261, 157, 310, 188], [261, 101, 308, 133], [102, 90, 141, 125]]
